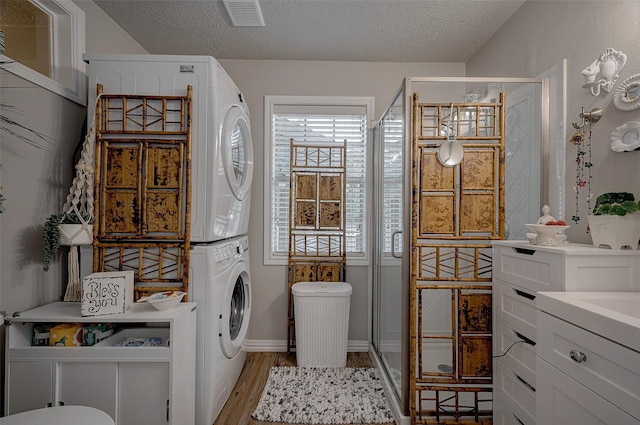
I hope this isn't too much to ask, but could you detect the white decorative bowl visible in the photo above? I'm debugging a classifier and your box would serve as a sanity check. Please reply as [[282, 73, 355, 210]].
[[142, 291, 186, 311], [524, 224, 570, 246]]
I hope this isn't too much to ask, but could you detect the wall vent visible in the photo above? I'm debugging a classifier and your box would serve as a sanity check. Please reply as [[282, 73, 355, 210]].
[[222, 0, 265, 27]]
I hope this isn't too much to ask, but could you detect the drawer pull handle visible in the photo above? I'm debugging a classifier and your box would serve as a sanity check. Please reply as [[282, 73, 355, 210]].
[[514, 247, 536, 255], [513, 413, 525, 425], [514, 289, 536, 301], [570, 349, 587, 363], [515, 373, 536, 392], [514, 331, 536, 346]]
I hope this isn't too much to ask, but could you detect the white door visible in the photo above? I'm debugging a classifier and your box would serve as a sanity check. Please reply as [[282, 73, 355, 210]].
[[58, 362, 117, 419], [118, 362, 170, 425], [6, 362, 54, 414]]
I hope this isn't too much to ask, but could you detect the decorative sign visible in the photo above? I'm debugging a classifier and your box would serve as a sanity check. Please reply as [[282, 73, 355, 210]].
[[81, 271, 134, 316]]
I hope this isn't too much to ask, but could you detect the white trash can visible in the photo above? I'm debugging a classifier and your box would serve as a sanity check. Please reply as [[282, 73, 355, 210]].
[[292, 281, 352, 367]]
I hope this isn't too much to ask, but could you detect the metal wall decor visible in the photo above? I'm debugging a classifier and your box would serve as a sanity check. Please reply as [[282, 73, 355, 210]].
[[569, 107, 601, 224], [581, 48, 627, 96]]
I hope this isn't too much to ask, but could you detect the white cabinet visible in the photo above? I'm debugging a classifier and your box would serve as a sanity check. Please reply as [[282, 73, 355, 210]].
[[4, 302, 196, 425], [536, 309, 640, 425], [492, 241, 640, 425], [6, 362, 55, 414]]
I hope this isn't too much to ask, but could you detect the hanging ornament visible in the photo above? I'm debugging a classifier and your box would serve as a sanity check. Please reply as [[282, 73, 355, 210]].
[[569, 107, 597, 226]]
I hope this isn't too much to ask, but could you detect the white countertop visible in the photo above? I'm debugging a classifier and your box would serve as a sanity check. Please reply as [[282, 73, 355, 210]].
[[493, 239, 640, 256], [7, 301, 197, 323], [537, 291, 640, 353]]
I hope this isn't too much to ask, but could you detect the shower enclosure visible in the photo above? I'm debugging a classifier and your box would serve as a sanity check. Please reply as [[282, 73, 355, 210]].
[[372, 77, 557, 424]]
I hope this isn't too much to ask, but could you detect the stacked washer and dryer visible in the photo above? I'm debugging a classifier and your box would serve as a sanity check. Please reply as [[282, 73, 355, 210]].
[[84, 54, 254, 425]]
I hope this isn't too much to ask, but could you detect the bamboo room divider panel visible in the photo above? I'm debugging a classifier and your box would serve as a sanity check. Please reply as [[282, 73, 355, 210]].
[[93, 84, 192, 300], [287, 138, 347, 352], [410, 92, 505, 424]]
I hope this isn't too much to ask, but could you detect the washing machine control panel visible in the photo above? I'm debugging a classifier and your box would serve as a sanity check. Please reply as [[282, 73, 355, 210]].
[[213, 242, 242, 264]]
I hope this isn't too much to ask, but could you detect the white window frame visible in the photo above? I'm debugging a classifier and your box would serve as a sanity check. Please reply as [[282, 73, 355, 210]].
[[0, 0, 86, 105], [263, 95, 374, 266]]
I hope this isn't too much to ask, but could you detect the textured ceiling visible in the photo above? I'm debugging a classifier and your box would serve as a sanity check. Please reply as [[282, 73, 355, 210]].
[[95, 0, 527, 62]]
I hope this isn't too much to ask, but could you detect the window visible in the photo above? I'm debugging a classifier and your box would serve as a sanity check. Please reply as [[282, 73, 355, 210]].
[[0, 0, 86, 105], [264, 96, 374, 265]]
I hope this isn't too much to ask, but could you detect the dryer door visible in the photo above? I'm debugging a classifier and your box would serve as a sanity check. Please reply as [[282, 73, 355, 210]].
[[221, 105, 253, 201], [220, 261, 251, 359]]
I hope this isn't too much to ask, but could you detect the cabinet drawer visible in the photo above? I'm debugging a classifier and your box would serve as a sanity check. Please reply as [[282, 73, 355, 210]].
[[493, 244, 562, 292], [493, 242, 640, 292], [494, 319, 536, 386], [536, 357, 640, 425], [493, 394, 535, 425], [537, 311, 640, 420], [494, 361, 536, 423], [493, 282, 538, 337]]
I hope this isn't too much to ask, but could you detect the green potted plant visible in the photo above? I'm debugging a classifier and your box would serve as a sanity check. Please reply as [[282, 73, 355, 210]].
[[43, 210, 95, 272], [588, 192, 640, 249]]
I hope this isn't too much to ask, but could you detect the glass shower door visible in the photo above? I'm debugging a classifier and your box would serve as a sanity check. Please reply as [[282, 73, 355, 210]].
[[373, 87, 405, 402]]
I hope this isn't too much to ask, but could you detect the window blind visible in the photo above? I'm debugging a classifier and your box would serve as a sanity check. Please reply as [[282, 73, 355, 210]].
[[271, 113, 367, 256]]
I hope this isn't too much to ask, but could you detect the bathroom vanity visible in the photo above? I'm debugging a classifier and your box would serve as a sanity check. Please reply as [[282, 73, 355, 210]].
[[536, 292, 640, 424], [491, 240, 640, 425], [4, 301, 196, 425]]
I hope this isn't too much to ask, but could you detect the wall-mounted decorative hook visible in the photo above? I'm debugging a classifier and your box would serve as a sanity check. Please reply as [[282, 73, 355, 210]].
[[572, 107, 603, 129]]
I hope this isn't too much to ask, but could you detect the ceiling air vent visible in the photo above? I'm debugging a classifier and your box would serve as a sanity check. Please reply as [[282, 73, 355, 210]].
[[222, 0, 265, 27]]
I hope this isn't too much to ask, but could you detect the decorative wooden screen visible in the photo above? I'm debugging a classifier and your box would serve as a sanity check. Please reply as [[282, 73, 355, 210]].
[[410, 92, 505, 424], [93, 84, 192, 299], [287, 138, 347, 352]]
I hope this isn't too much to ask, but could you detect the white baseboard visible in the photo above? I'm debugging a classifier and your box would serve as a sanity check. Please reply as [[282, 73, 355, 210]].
[[244, 339, 370, 352]]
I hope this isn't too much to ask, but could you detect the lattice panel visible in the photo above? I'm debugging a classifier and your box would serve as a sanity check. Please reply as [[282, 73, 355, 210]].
[[292, 173, 344, 231], [416, 244, 493, 282], [93, 84, 192, 299], [417, 103, 500, 141], [416, 286, 492, 384], [291, 144, 345, 169], [99, 94, 190, 134], [410, 93, 504, 424], [93, 242, 187, 299], [290, 233, 345, 257], [414, 93, 505, 241], [97, 141, 187, 240], [289, 259, 345, 284], [415, 387, 493, 424]]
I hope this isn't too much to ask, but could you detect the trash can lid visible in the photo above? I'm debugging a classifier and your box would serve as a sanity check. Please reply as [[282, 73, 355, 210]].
[[291, 282, 352, 297]]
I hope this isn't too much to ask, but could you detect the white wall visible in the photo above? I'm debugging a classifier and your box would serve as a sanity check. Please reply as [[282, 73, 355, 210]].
[[467, 1, 640, 244], [0, 1, 146, 315], [218, 60, 465, 345]]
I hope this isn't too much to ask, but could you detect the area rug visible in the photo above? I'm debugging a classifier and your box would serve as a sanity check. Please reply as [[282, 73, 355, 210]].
[[252, 366, 394, 424]]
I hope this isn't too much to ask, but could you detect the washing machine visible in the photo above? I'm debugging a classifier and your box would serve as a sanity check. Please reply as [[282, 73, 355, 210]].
[[84, 53, 254, 242], [189, 236, 252, 425]]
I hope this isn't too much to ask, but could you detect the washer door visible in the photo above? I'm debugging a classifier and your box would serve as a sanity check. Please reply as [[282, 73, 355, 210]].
[[221, 105, 253, 201], [219, 261, 251, 359]]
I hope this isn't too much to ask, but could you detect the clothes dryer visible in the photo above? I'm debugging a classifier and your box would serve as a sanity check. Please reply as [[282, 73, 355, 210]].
[[189, 236, 251, 425], [84, 54, 253, 242]]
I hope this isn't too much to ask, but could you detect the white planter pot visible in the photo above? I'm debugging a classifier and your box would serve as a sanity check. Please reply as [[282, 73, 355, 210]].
[[59, 224, 93, 246], [588, 214, 640, 250]]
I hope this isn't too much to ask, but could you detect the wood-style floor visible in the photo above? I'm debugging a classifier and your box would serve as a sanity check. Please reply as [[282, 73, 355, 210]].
[[213, 351, 396, 425]]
